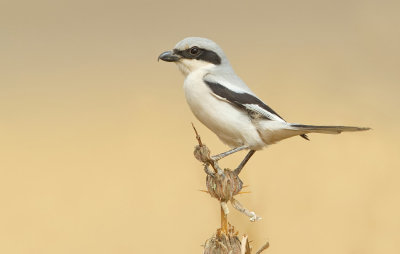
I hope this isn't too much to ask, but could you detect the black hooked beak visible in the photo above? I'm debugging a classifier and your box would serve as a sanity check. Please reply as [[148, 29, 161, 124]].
[[158, 50, 181, 62]]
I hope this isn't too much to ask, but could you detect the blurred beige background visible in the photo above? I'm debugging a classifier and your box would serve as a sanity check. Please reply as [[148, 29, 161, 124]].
[[1, 0, 399, 253]]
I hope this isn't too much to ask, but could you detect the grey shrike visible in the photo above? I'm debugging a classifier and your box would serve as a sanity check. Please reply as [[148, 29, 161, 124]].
[[158, 37, 369, 171]]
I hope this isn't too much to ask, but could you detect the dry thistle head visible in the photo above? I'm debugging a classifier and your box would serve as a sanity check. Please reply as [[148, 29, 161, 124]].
[[206, 169, 243, 202], [194, 145, 211, 163], [204, 227, 251, 254]]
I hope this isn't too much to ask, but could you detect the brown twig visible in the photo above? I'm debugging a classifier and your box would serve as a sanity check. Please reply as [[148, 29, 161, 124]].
[[191, 122, 203, 146], [193, 125, 267, 253], [192, 123, 223, 174], [255, 242, 270, 254], [240, 235, 248, 254], [221, 204, 228, 234]]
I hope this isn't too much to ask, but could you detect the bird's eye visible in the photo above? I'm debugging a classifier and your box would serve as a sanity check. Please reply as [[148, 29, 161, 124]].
[[190, 47, 200, 55]]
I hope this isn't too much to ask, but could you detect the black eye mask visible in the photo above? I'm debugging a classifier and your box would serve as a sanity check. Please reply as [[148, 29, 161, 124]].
[[173, 47, 221, 65]]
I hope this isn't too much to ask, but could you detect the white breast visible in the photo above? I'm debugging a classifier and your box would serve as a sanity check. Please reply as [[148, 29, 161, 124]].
[[183, 68, 266, 149]]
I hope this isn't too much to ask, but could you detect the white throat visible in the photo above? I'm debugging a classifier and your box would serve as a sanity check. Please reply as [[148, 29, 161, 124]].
[[175, 59, 214, 77]]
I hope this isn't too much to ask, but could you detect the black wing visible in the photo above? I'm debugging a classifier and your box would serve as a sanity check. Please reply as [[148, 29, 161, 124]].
[[204, 80, 284, 121], [204, 80, 310, 140]]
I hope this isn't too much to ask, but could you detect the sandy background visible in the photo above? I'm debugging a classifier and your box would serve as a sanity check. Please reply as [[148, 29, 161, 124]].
[[1, 0, 399, 253]]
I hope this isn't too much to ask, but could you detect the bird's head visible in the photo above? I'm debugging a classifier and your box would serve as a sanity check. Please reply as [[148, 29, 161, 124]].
[[158, 37, 228, 76]]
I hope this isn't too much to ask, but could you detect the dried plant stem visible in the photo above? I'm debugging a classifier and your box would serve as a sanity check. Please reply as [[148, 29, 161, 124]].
[[192, 123, 268, 253], [240, 235, 249, 254], [221, 205, 228, 234], [192, 122, 203, 146], [255, 242, 270, 254]]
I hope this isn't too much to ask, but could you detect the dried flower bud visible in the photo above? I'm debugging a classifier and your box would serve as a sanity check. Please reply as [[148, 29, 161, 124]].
[[204, 228, 251, 254], [206, 169, 243, 202], [194, 145, 211, 163]]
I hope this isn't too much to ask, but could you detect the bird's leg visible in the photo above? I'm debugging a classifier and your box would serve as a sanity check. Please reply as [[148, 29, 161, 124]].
[[234, 150, 256, 175], [211, 146, 249, 161]]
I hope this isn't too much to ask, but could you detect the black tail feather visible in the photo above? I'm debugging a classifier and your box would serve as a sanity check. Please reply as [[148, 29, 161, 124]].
[[300, 134, 310, 141]]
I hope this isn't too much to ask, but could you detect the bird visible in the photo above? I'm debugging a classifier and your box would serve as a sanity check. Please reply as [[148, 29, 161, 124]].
[[158, 37, 369, 172]]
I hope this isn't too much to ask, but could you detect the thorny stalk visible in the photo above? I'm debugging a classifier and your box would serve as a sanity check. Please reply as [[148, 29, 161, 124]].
[[192, 124, 268, 253]]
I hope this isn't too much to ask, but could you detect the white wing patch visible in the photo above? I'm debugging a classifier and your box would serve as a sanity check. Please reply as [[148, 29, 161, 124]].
[[243, 104, 286, 122]]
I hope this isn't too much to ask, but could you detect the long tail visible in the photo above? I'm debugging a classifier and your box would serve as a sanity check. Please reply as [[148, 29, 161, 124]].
[[290, 124, 370, 134], [257, 121, 370, 144]]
